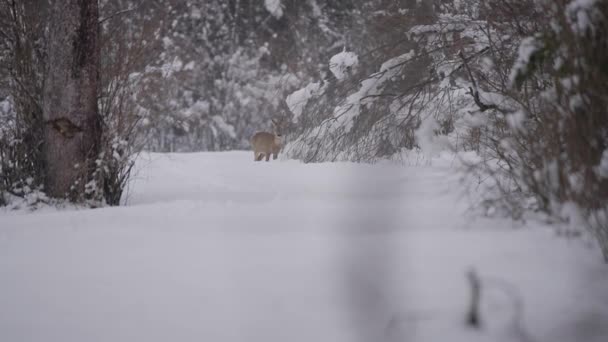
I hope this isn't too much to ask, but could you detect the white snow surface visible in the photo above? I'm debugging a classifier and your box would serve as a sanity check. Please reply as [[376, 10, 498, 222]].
[[1, 152, 608, 342]]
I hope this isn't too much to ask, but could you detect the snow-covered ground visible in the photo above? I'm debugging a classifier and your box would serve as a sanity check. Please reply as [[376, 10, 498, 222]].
[[1, 152, 607, 342]]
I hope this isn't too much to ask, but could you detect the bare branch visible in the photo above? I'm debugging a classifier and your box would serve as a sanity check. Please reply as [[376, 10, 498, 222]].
[[458, 49, 502, 113]]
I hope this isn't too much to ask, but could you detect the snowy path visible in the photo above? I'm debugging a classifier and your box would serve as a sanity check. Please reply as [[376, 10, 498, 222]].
[[1, 152, 607, 342]]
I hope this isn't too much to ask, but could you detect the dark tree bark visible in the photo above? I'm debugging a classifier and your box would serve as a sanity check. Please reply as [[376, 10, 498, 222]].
[[42, 0, 100, 199]]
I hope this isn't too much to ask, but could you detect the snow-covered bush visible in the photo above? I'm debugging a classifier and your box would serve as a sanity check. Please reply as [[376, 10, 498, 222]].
[[280, 3, 411, 161], [284, 48, 433, 162], [0, 97, 43, 206], [509, 0, 608, 259], [282, 1, 485, 163], [458, 0, 608, 260], [0, 2, 46, 207], [92, 0, 171, 205]]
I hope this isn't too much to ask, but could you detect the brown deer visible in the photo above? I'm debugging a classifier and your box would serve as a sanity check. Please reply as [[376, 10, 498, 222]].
[[250, 119, 285, 162]]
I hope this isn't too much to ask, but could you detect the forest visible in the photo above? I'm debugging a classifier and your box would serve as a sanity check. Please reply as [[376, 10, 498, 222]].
[[1, 1, 608, 341]]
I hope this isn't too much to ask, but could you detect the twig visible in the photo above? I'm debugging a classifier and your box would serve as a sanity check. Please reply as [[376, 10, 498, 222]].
[[98, 1, 143, 24], [458, 50, 501, 113]]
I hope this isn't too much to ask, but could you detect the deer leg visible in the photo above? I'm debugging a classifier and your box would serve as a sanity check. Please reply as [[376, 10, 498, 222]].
[[265, 153, 270, 162], [256, 153, 264, 161], [273, 152, 278, 160]]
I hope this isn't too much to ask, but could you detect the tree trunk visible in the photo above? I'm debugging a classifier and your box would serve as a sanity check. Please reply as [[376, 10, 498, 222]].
[[42, 0, 100, 200]]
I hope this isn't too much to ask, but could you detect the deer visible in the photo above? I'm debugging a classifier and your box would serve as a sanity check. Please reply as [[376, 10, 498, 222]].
[[250, 119, 285, 162]]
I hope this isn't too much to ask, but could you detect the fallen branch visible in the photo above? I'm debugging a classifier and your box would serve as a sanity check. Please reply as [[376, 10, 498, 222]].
[[466, 268, 482, 328]]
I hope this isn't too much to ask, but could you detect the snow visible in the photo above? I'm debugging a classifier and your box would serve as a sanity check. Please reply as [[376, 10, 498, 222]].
[[414, 115, 449, 158], [0, 98, 11, 114], [329, 50, 359, 81], [211, 115, 236, 139], [183, 61, 196, 70], [509, 37, 542, 87], [309, 0, 322, 18], [566, 0, 599, 34], [380, 50, 414, 72], [264, 0, 283, 19], [596, 149, 608, 179], [190, 6, 201, 20], [330, 51, 414, 133], [1, 152, 608, 342], [506, 110, 526, 131], [286, 81, 326, 122]]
